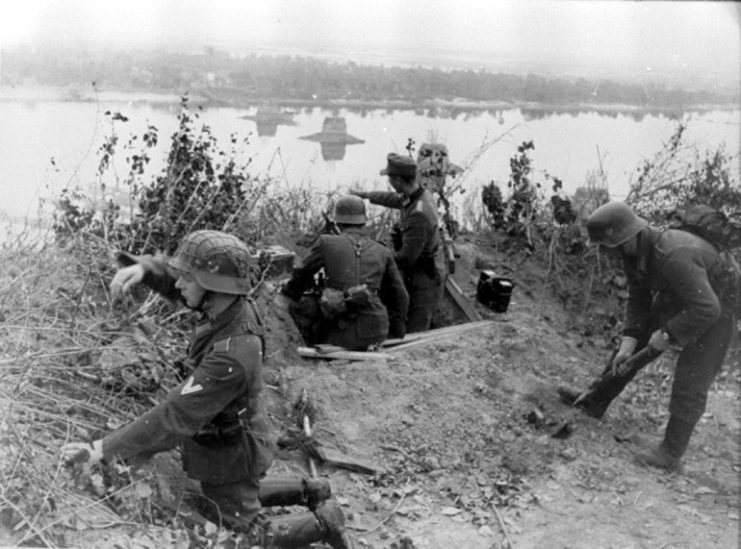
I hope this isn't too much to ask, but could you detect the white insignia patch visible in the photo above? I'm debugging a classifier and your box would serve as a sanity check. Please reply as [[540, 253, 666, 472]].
[[180, 376, 204, 396]]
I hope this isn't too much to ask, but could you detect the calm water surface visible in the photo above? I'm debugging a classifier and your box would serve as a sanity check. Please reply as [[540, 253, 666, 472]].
[[1, 99, 738, 229]]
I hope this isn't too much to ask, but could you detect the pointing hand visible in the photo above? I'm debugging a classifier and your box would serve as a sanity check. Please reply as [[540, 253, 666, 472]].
[[110, 264, 145, 301], [61, 440, 104, 466]]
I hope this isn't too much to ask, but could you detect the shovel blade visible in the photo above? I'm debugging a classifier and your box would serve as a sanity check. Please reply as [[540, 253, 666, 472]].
[[550, 421, 574, 439]]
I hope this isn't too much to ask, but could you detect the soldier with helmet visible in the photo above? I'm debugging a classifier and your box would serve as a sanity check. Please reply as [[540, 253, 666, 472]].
[[351, 153, 445, 332], [61, 230, 356, 548], [558, 202, 736, 472], [278, 194, 409, 350]]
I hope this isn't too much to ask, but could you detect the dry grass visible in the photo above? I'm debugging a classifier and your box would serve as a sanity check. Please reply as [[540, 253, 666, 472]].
[[0, 231, 189, 547]]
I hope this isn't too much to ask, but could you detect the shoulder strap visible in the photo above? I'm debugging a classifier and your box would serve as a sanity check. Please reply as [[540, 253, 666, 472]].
[[342, 233, 366, 286]]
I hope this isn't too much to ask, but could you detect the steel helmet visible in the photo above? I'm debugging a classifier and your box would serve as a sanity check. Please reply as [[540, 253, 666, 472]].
[[169, 230, 253, 294], [586, 202, 648, 247], [334, 195, 367, 225]]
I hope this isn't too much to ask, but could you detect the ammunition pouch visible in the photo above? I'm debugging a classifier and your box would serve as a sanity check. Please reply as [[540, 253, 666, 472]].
[[319, 284, 375, 320], [319, 288, 347, 320], [192, 421, 242, 447], [345, 284, 372, 311]]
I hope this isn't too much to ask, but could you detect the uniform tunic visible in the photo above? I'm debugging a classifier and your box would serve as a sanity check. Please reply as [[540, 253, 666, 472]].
[[364, 187, 444, 332], [282, 226, 409, 350], [620, 227, 735, 424], [102, 258, 274, 486]]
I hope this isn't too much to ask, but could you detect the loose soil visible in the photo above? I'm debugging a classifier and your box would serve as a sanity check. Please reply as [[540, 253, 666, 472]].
[[260, 236, 740, 549], [1, 233, 738, 549]]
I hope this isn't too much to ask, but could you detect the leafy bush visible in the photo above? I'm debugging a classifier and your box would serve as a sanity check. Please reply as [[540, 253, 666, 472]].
[[481, 141, 579, 249], [627, 122, 741, 223], [480, 125, 741, 342], [52, 95, 311, 255]]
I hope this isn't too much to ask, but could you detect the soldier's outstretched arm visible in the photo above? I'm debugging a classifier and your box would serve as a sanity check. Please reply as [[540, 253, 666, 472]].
[[112, 251, 181, 301], [359, 191, 404, 209]]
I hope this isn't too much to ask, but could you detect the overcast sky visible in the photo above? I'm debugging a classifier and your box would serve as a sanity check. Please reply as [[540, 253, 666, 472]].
[[1, 0, 739, 87]]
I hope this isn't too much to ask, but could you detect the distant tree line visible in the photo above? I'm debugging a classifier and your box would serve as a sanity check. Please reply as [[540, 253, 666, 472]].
[[1, 44, 733, 108]]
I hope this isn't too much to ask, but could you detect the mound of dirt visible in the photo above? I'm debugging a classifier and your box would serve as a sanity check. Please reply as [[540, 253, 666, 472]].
[[261, 233, 740, 548]]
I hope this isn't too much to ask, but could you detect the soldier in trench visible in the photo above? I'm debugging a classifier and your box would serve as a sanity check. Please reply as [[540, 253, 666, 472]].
[[351, 153, 445, 332], [61, 230, 356, 548], [276, 194, 409, 350]]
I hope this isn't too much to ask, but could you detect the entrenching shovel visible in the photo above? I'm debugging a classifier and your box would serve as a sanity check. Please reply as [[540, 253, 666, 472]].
[[550, 345, 664, 438], [286, 388, 377, 475]]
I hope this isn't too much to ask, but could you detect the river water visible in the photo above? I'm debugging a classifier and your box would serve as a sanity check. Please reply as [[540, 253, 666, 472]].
[[0, 97, 739, 235]]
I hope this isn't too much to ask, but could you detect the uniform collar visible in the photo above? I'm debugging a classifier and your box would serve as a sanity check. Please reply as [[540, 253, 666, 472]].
[[403, 187, 425, 206], [341, 226, 366, 237], [194, 297, 243, 339], [634, 227, 658, 276]]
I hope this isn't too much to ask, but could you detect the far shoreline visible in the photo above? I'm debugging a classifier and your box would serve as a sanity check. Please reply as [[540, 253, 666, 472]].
[[1, 85, 738, 115]]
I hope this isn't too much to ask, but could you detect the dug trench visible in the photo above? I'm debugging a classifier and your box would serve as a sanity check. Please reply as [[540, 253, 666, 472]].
[[255, 234, 740, 548]]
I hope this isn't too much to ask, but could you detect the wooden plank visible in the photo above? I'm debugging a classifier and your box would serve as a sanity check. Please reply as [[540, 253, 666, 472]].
[[314, 344, 350, 353], [387, 320, 496, 353], [299, 320, 495, 359], [445, 277, 482, 322], [298, 347, 393, 361], [382, 319, 494, 348]]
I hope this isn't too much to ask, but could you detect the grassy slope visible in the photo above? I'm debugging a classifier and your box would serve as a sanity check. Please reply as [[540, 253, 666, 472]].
[[0, 232, 738, 548]]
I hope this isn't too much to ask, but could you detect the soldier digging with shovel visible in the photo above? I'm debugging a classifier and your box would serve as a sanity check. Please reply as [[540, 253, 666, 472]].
[[558, 202, 736, 473]]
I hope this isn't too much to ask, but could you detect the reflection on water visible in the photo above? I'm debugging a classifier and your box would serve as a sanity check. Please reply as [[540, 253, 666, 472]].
[[240, 105, 297, 137], [299, 117, 365, 161], [519, 107, 688, 122], [0, 99, 738, 225]]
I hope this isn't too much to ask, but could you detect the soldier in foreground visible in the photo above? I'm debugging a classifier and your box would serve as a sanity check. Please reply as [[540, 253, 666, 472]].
[[277, 194, 409, 350], [352, 153, 445, 332], [61, 230, 356, 548], [558, 202, 736, 472]]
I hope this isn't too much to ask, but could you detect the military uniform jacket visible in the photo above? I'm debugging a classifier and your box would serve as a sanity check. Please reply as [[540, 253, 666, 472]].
[[282, 227, 409, 340], [102, 257, 274, 484], [623, 227, 727, 346], [365, 187, 441, 278]]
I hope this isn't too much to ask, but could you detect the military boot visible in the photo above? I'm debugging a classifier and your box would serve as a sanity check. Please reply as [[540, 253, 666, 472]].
[[259, 478, 332, 511], [263, 500, 356, 549], [264, 511, 324, 548], [314, 500, 357, 549], [634, 415, 693, 473]]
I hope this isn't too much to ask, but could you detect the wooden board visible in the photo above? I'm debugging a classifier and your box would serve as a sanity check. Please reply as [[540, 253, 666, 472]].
[[298, 320, 495, 360], [444, 277, 482, 322], [382, 320, 494, 348], [386, 320, 496, 353], [297, 347, 393, 361]]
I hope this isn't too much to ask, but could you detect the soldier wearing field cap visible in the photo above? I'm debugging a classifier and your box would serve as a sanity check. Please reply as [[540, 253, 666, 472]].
[[61, 230, 356, 548], [558, 202, 736, 473], [351, 153, 445, 332], [277, 194, 409, 350]]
